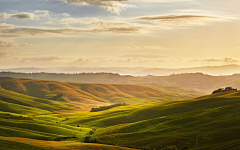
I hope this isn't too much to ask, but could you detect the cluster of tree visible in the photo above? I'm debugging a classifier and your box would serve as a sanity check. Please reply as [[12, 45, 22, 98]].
[[49, 94, 63, 100], [90, 103, 128, 112], [0, 113, 32, 120], [84, 135, 99, 143], [212, 88, 224, 94], [212, 87, 237, 94], [54, 136, 77, 141]]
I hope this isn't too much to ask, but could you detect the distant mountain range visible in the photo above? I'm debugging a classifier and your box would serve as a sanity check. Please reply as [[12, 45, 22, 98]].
[[1, 64, 240, 76]]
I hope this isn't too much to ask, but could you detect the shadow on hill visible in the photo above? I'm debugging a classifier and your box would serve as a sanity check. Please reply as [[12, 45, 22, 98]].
[[0, 96, 33, 107]]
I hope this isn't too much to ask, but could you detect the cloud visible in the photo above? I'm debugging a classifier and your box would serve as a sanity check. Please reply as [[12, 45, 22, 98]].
[[0, 12, 35, 20], [34, 10, 50, 14], [62, 13, 70, 17], [34, 10, 51, 20], [45, 17, 85, 26], [0, 40, 31, 48], [190, 57, 240, 62], [19, 43, 32, 46], [136, 14, 229, 26], [63, 0, 191, 14], [74, 56, 170, 64], [0, 19, 159, 37], [101, 45, 164, 50], [0, 53, 7, 58], [0, 41, 16, 47], [22, 56, 60, 62], [88, 18, 145, 32], [11, 12, 35, 19], [63, 0, 136, 15], [0, 13, 7, 19]]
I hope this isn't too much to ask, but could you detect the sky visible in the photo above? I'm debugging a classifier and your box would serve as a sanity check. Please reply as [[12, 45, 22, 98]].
[[0, 0, 240, 69]]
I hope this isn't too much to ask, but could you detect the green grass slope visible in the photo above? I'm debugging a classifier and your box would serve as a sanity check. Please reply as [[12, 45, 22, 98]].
[[94, 102, 240, 149], [0, 77, 198, 109], [62, 91, 240, 150], [64, 90, 240, 127], [0, 139, 51, 150], [0, 136, 137, 150], [0, 111, 91, 142], [0, 117, 90, 141], [0, 72, 206, 95], [0, 86, 74, 114]]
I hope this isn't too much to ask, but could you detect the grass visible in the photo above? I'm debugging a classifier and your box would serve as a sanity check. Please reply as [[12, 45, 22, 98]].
[[0, 86, 74, 115], [59, 90, 240, 149], [0, 77, 202, 108], [1, 77, 240, 149], [0, 136, 137, 150], [64, 91, 240, 128], [0, 139, 52, 150], [93, 103, 240, 149], [0, 113, 32, 120], [0, 117, 91, 141], [193, 138, 240, 150]]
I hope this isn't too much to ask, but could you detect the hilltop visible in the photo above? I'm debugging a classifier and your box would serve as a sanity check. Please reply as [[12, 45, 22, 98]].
[[2, 71, 240, 94], [1, 64, 240, 76]]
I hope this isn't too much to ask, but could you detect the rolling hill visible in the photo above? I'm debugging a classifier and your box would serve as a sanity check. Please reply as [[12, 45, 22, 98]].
[[0, 136, 137, 150], [1, 64, 240, 76], [0, 86, 74, 115], [0, 72, 206, 95], [0, 77, 240, 149], [61, 90, 240, 150], [0, 77, 200, 111], [2, 71, 240, 94]]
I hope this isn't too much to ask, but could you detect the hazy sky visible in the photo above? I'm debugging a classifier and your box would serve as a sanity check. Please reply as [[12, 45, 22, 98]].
[[0, 0, 239, 68]]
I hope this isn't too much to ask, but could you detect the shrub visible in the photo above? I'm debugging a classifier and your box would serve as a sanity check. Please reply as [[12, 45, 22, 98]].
[[181, 145, 189, 150], [84, 136, 99, 143], [84, 136, 92, 143], [141, 146, 150, 150], [90, 103, 128, 112], [92, 127, 97, 131], [89, 130, 95, 135], [162, 145, 178, 150], [0, 113, 32, 120]]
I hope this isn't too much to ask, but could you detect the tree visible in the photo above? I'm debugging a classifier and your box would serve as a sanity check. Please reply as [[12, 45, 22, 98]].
[[162, 145, 178, 150]]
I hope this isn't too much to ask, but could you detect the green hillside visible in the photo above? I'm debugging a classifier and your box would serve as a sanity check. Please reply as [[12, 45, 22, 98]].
[[0, 86, 74, 114], [0, 77, 240, 149], [0, 139, 51, 150], [61, 90, 240, 149], [0, 136, 137, 150], [0, 77, 199, 111], [0, 72, 205, 95]]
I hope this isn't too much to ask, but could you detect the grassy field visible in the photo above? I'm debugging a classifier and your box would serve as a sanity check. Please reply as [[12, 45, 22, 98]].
[[0, 77, 203, 110], [0, 136, 136, 150], [60, 91, 240, 149], [0, 139, 51, 150], [0, 77, 240, 149]]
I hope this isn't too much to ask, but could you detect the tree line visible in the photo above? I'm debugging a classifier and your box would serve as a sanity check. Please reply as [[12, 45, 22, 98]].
[[90, 103, 128, 112]]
